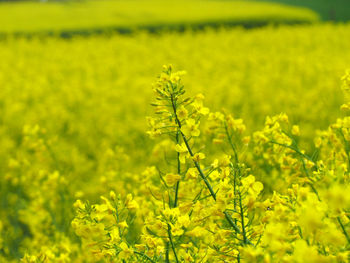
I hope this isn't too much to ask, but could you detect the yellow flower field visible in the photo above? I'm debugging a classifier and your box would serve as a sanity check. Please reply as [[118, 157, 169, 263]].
[[0, 20, 349, 262]]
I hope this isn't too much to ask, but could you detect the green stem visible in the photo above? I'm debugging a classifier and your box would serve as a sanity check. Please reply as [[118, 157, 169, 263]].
[[167, 224, 179, 263], [165, 242, 170, 263], [224, 122, 239, 217], [169, 92, 250, 244], [269, 140, 316, 164], [174, 131, 181, 208], [238, 192, 248, 245], [170, 95, 215, 200], [337, 216, 350, 244], [181, 133, 217, 200], [179, 122, 245, 237], [171, 95, 181, 208], [224, 211, 241, 233]]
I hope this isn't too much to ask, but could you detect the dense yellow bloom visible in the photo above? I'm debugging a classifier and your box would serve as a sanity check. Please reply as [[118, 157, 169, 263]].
[[1, 21, 350, 262]]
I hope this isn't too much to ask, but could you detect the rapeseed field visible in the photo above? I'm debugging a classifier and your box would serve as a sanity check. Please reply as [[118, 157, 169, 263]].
[[0, 1, 349, 262]]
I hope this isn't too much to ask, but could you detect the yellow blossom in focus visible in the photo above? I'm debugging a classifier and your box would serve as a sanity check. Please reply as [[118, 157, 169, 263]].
[[181, 118, 200, 137]]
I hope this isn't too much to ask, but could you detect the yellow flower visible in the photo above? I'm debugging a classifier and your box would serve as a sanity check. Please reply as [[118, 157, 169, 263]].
[[134, 244, 146, 251], [240, 246, 264, 262], [292, 240, 325, 263], [242, 136, 251, 145], [177, 214, 191, 228], [177, 105, 188, 120], [227, 115, 246, 134], [252, 181, 264, 194], [211, 159, 219, 168], [192, 94, 209, 115], [185, 168, 198, 180], [186, 226, 205, 238], [241, 174, 255, 187], [179, 202, 193, 214], [125, 194, 139, 211], [117, 220, 128, 229], [322, 183, 350, 215], [109, 191, 117, 200], [73, 199, 84, 210], [291, 125, 300, 136], [171, 224, 184, 236], [181, 118, 200, 137], [175, 143, 189, 164], [192, 152, 205, 162], [110, 228, 121, 243], [165, 173, 181, 186], [21, 254, 38, 263], [219, 155, 231, 167], [119, 242, 134, 260]]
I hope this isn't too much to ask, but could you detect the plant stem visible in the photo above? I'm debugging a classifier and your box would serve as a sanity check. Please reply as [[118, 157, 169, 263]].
[[269, 140, 316, 165], [171, 95, 181, 208], [165, 242, 170, 263], [337, 216, 350, 244], [238, 192, 248, 245], [224, 121, 239, 218], [169, 96, 246, 239], [167, 224, 179, 263], [171, 94, 217, 200], [181, 132, 217, 200], [174, 131, 181, 208], [224, 211, 241, 233]]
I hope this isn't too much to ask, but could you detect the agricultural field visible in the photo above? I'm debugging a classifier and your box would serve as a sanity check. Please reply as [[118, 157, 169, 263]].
[[0, 0, 319, 36], [0, 0, 350, 262]]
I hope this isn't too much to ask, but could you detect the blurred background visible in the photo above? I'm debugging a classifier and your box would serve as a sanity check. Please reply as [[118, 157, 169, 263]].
[[0, 0, 349, 37]]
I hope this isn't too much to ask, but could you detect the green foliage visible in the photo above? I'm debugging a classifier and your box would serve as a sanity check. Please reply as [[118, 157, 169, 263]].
[[251, 0, 350, 21]]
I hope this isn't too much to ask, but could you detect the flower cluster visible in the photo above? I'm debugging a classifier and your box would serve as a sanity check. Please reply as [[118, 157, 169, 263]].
[[66, 67, 350, 262]]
